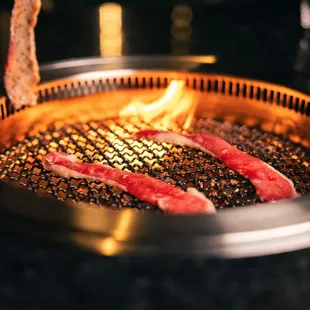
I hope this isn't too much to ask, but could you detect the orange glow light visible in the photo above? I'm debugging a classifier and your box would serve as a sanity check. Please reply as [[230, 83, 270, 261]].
[[99, 3, 123, 57]]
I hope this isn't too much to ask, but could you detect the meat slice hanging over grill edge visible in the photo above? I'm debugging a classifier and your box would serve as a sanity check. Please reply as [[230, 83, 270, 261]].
[[4, 0, 41, 110], [42, 152, 216, 214], [134, 130, 299, 202]]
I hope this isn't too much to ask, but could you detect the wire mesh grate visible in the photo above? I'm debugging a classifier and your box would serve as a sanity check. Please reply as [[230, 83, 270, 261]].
[[0, 115, 309, 212]]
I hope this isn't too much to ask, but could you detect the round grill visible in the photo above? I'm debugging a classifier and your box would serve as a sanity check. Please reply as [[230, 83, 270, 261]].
[[1, 56, 310, 258]]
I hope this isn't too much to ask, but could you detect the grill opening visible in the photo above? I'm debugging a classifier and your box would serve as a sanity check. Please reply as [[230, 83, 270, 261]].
[[0, 71, 310, 213]]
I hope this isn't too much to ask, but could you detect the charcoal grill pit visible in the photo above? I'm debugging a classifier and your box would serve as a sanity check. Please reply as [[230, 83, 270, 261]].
[[1, 116, 309, 211], [0, 56, 310, 258]]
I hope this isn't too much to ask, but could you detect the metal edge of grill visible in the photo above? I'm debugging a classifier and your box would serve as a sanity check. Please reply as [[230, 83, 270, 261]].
[[0, 55, 310, 258]]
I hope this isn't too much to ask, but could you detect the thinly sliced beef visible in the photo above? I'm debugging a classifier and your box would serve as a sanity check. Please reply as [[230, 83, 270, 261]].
[[135, 130, 298, 202], [4, 0, 41, 110], [42, 152, 216, 214]]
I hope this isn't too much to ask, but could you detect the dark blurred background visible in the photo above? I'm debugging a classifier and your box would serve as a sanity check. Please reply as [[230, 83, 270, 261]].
[[0, 0, 301, 10], [0, 0, 308, 85]]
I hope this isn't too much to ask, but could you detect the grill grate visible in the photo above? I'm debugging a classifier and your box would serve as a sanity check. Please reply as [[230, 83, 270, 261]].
[[0, 115, 309, 212]]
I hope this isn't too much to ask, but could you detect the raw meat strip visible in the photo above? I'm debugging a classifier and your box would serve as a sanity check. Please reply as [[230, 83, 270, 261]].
[[4, 0, 41, 110], [134, 130, 299, 202], [42, 152, 216, 214]]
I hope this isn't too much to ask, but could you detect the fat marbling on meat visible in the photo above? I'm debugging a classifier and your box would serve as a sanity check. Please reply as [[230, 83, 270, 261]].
[[42, 152, 216, 214], [135, 130, 299, 202], [4, 0, 41, 110]]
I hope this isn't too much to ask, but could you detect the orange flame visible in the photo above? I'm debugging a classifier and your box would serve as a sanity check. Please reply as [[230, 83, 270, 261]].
[[119, 79, 198, 130], [105, 79, 199, 162]]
